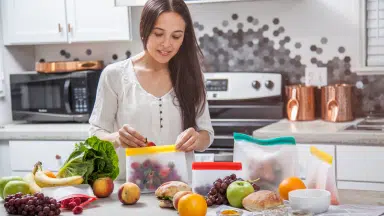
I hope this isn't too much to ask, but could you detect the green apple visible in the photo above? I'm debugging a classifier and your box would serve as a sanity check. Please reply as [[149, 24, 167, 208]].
[[226, 181, 254, 208], [0, 176, 23, 199], [3, 180, 30, 199]]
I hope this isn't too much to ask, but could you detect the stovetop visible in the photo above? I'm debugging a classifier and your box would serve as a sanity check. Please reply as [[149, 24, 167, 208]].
[[344, 112, 384, 131]]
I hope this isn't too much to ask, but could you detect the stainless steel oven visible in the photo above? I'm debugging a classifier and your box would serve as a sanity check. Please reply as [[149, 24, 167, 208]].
[[196, 72, 285, 162]]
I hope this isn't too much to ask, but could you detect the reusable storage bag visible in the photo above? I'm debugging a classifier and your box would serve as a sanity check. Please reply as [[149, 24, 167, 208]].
[[191, 162, 243, 196], [126, 145, 189, 193], [233, 133, 299, 191], [306, 146, 340, 205]]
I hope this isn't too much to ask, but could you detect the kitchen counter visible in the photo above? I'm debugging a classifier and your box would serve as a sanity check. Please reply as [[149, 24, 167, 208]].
[[0, 121, 90, 140], [1, 182, 383, 216], [253, 118, 384, 146], [1, 118, 384, 145]]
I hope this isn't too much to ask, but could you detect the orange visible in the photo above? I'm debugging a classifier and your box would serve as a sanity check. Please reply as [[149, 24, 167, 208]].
[[178, 193, 207, 216], [278, 176, 306, 200], [44, 170, 56, 178]]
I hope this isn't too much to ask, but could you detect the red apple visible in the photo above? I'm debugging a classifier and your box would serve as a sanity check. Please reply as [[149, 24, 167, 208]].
[[92, 177, 114, 198], [118, 182, 141, 205]]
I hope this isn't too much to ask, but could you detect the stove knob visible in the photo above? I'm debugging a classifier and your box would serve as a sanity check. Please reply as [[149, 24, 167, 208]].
[[252, 81, 261, 90], [265, 80, 274, 89]]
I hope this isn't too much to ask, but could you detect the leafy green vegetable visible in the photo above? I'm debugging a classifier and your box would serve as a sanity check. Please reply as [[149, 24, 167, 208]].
[[56, 136, 119, 184]]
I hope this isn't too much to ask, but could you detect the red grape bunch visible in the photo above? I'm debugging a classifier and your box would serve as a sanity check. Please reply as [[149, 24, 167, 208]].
[[3, 192, 61, 216], [204, 173, 261, 207]]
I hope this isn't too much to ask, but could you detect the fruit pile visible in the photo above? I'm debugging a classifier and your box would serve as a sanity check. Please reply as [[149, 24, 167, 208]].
[[3, 192, 61, 216], [128, 160, 182, 190], [204, 174, 260, 206]]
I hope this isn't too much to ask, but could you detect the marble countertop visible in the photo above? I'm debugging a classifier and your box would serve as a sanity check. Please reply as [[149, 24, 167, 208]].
[[253, 118, 384, 146], [0, 121, 90, 140], [1, 118, 384, 145], [0, 181, 383, 216]]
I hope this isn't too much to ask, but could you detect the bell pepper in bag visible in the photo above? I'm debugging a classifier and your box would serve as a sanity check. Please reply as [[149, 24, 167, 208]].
[[59, 194, 98, 214], [233, 133, 299, 192], [306, 146, 340, 205]]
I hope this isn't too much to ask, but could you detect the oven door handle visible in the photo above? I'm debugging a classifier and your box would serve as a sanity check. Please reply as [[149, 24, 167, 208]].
[[63, 79, 72, 114], [199, 148, 234, 162], [214, 135, 234, 139]]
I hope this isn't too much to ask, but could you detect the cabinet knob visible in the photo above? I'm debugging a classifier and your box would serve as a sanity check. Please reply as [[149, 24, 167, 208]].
[[55, 154, 61, 160], [58, 24, 62, 33]]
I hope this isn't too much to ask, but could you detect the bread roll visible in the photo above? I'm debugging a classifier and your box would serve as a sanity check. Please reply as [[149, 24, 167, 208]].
[[155, 181, 191, 198], [158, 200, 174, 208], [242, 190, 283, 212]]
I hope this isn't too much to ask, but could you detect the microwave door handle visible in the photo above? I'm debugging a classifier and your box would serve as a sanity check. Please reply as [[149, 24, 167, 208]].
[[64, 79, 72, 113]]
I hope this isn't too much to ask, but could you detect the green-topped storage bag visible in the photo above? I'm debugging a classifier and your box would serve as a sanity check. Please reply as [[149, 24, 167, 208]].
[[233, 133, 299, 192]]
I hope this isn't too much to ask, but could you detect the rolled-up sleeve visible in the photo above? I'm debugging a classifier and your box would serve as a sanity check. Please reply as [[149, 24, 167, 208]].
[[196, 99, 215, 148], [89, 64, 119, 138]]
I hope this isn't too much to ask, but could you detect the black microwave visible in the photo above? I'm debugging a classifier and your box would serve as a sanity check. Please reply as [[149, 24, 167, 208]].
[[10, 70, 102, 123]]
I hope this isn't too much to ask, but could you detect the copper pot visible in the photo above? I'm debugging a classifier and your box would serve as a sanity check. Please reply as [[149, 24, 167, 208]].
[[285, 85, 316, 121], [321, 84, 354, 122]]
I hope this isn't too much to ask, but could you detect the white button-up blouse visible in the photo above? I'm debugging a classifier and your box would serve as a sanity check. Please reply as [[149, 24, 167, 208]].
[[88, 58, 214, 182]]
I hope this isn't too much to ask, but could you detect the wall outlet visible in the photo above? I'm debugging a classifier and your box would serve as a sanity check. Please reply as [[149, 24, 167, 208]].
[[305, 67, 327, 87]]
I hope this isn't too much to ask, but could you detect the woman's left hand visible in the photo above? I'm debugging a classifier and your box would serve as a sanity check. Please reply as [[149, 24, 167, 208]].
[[175, 127, 199, 152]]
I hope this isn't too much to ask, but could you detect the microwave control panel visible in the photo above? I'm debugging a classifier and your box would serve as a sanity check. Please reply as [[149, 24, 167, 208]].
[[71, 78, 89, 113], [73, 87, 88, 113]]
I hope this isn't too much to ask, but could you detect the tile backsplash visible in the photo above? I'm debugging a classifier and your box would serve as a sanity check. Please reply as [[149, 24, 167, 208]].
[[34, 0, 384, 116]]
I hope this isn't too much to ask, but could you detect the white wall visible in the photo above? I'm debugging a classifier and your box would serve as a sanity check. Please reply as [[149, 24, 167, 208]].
[[0, 4, 35, 125]]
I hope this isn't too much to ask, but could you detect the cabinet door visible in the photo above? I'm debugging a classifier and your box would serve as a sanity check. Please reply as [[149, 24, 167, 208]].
[[337, 145, 384, 183], [2, 0, 68, 45], [66, 0, 131, 43], [115, 0, 147, 7], [9, 141, 80, 172], [296, 144, 335, 180]]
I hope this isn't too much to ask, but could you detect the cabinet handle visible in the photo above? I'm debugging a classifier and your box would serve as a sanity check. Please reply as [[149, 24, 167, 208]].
[[55, 154, 61, 160], [68, 24, 72, 32], [58, 23, 62, 32]]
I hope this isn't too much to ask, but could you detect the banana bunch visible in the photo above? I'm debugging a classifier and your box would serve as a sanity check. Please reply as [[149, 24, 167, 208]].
[[24, 162, 83, 192]]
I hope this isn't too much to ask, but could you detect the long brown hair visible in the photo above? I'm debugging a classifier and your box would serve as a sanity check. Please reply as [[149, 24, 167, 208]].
[[140, 0, 207, 130]]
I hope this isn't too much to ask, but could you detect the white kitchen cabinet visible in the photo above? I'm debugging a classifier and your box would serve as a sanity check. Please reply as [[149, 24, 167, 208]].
[[296, 144, 336, 180], [337, 145, 384, 183], [65, 0, 131, 43], [0, 141, 11, 177], [9, 140, 81, 173], [1, 0, 131, 45], [1, 0, 68, 45]]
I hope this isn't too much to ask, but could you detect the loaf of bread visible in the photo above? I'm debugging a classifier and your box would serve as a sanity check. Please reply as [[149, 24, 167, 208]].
[[242, 190, 284, 212]]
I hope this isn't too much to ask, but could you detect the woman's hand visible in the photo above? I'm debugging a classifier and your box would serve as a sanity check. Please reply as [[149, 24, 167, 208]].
[[117, 124, 147, 148], [175, 127, 200, 152]]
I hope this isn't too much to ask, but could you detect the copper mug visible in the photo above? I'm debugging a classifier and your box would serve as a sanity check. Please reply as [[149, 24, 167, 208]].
[[321, 84, 354, 122], [285, 85, 316, 121]]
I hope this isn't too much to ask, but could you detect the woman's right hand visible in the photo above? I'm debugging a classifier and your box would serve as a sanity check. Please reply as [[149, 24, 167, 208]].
[[117, 124, 147, 148]]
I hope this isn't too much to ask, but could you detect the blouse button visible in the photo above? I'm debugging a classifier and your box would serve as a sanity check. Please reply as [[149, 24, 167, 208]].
[[160, 118, 163, 121], [160, 125, 163, 128], [160, 111, 162, 114]]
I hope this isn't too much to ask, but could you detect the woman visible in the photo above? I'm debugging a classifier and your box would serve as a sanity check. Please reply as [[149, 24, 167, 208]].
[[89, 0, 214, 182]]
